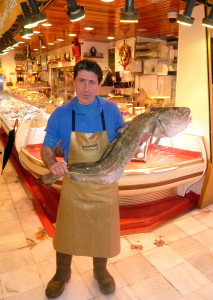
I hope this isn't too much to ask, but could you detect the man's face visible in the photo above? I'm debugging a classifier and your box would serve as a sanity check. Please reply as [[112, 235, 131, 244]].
[[74, 70, 100, 105]]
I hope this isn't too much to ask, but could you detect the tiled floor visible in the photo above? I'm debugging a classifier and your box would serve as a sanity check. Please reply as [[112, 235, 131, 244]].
[[1, 144, 213, 299]]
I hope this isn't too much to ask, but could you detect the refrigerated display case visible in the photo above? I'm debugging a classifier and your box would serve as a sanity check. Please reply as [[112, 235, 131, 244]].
[[0, 92, 207, 236], [51, 67, 75, 102]]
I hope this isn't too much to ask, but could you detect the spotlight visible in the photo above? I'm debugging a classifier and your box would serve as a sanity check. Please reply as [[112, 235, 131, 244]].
[[20, 2, 38, 28], [17, 14, 34, 38], [202, 7, 213, 28], [177, 0, 196, 26], [66, 0, 85, 22], [28, 0, 47, 25], [120, 0, 139, 23], [2, 33, 12, 50], [5, 31, 19, 47]]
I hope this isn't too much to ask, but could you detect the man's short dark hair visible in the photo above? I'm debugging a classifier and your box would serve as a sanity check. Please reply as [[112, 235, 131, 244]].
[[74, 59, 103, 84]]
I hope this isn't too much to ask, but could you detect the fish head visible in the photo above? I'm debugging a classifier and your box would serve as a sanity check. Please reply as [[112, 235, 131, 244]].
[[153, 107, 191, 138]]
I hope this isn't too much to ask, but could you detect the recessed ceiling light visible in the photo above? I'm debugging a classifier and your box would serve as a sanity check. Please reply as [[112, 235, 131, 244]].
[[42, 45, 46, 48], [84, 27, 94, 30], [107, 36, 115, 40], [48, 42, 55, 45], [33, 48, 39, 51], [101, 0, 114, 2], [19, 41, 25, 43], [68, 33, 77, 36], [33, 30, 40, 34], [148, 0, 164, 2], [42, 23, 52, 26], [57, 38, 65, 41], [137, 28, 147, 32]]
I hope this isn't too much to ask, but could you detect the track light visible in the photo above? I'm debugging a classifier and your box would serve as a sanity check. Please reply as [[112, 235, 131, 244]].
[[18, 14, 34, 38], [120, 0, 139, 23], [20, 2, 36, 28], [66, 0, 85, 22], [177, 0, 196, 26], [202, 7, 213, 28], [5, 31, 19, 47], [28, 0, 47, 25], [20, 1, 44, 28], [0, 37, 7, 52]]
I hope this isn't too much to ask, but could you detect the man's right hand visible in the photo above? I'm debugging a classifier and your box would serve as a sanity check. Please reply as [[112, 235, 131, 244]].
[[49, 161, 67, 176]]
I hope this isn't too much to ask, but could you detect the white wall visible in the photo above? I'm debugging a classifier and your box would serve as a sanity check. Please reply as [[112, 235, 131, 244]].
[[176, 5, 210, 155], [176, 5, 210, 195]]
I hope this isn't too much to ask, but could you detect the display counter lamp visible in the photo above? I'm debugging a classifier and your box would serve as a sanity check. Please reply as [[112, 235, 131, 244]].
[[18, 14, 34, 38], [177, 0, 196, 26], [202, 7, 213, 28], [66, 0, 85, 22], [120, 0, 139, 23]]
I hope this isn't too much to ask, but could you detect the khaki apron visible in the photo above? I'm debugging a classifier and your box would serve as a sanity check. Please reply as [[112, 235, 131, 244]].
[[53, 110, 120, 258]]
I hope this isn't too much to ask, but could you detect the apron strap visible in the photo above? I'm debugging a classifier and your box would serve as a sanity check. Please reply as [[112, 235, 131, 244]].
[[72, 109, 106, 131], [72, 109, 75, 131], [101, 111, 106, 130]]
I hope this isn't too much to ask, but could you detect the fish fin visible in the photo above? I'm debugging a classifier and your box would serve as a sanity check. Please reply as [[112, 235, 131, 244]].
[[116, 122, 129, 134], [99, 136, 119, 160], [37, 173, 61, 186]]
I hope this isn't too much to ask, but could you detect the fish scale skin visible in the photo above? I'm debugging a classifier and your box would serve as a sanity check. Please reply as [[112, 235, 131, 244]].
[[38, 107, 191, 186]]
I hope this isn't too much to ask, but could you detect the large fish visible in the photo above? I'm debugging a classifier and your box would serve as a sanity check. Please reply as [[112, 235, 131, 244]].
[[38, 107, 191, 186]]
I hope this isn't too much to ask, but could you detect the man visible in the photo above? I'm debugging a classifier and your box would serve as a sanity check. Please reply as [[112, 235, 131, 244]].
[[41, 59, 124, 298]]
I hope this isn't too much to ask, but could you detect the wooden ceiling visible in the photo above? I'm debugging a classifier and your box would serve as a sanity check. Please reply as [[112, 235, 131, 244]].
[[13, 0, 187, 52]]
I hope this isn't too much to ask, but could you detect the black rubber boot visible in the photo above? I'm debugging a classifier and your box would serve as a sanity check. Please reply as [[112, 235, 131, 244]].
[[45, 252, 72, 298], [93, 257, 115, 295]]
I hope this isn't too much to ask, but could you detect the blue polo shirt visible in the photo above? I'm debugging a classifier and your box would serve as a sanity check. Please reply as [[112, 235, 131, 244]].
[[42, 96, 124, 162]]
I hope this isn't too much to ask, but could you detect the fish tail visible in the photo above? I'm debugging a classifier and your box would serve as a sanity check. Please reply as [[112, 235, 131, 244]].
[[37, 173, 61, 186]]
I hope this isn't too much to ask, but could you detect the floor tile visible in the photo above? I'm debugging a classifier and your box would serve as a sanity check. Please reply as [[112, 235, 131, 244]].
[[125, 232, 160, 252], [142, 244, 185, 271], [30, 238, 55, 263], [184, 282, 213, 299], [193, 210, 213, 228], [72, 255, 93, 274], [0, 232, 27, 253], [0, 208, 19, 222], [161, 262, 210, 295], [129, 273, 172, 300], [4, 286, 46, 300], [173, 215, 209, 235], [0, 248, 34, 274], [0, 219, 23, 237], [113, 253, 159, 285], [0, 265, 43, 299], [169, 236, 208, 260], [152, 222, 187, 242], [109, 237, 139, 263], [192, 228, 213, 250]]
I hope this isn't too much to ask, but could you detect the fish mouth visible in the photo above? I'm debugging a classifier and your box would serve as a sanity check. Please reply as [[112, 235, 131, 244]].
[[179, 107, 192, 122]]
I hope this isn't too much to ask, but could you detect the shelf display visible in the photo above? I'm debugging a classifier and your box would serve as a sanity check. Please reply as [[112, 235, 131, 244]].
[[51, 67, 74, 102]]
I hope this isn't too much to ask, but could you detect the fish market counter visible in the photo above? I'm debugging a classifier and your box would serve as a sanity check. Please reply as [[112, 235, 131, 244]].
[[0, 93, 207, 235]]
